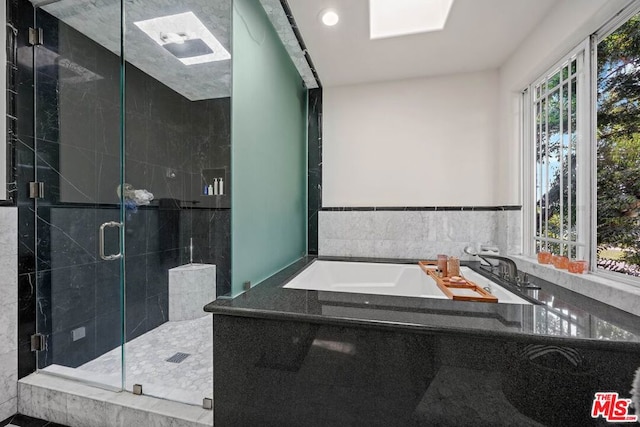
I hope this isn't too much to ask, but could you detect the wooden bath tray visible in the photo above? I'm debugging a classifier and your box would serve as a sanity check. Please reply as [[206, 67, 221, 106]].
[[418, 261, 498, 303]]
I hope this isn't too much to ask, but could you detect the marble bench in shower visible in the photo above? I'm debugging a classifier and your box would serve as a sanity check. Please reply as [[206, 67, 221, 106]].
[[169, 263, 216, 321]]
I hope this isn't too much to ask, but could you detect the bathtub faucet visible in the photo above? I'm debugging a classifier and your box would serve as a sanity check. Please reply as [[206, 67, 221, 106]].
[[463, 247, 519, 284]]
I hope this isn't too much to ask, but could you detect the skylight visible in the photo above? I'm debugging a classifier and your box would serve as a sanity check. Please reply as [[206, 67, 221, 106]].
[[369, 0, 454, 40], [134, 12, 230, 66]]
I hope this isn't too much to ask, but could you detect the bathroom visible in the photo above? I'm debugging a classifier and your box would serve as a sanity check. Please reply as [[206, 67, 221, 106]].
[[1, 0, 640, 426], [3, 0, 307, 422]]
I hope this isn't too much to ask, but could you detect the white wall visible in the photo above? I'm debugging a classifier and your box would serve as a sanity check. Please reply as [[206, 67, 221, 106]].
[[497, 0, 636, 204], [319, 0, 637, 260], [322, 0, 637, 207], [323, 70, 500, 207]]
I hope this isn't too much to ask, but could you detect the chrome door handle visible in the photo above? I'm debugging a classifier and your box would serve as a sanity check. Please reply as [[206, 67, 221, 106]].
[[99, 221, 123, 261]]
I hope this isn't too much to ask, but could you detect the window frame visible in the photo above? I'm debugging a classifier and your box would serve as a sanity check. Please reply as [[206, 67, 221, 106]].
[[523, 39, 592, 263], [591, 2, 640, 286], [524, 1, 640, 287]]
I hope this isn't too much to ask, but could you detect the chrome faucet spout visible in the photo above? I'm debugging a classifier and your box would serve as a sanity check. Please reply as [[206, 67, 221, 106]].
[[463, 246, 518, 284], [478, 254, 518, 282]]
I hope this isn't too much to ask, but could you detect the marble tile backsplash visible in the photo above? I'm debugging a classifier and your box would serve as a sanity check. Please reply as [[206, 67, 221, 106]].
[[318, 210, 521, 260], [0, 207, 18, 421]]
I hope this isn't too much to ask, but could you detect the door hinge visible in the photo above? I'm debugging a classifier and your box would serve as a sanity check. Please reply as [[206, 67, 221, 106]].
[[29, 181, 45, 199], [28, 27, 43, 46], [30, 333, 45, 352]]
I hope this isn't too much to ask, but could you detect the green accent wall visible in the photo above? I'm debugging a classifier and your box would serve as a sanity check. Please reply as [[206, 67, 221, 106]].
[[231, 0, 307, 296]]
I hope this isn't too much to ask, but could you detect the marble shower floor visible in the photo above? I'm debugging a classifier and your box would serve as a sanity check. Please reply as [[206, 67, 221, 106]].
[[44, 314, 213, 406]]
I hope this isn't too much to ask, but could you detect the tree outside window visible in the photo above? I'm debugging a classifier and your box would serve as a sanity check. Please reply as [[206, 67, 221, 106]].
[[597, 13, 640, 277]]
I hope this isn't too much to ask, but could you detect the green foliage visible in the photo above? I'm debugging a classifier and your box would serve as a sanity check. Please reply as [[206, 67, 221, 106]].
[[535, 76, 578, 251], [538, 14, 640, 267], [597, 14, 640, 265]]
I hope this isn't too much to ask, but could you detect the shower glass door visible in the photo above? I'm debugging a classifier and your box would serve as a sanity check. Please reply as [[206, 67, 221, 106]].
[[33, 0, 126, 390], [120, 0, 231, 405], [32, 0, 230, 405]]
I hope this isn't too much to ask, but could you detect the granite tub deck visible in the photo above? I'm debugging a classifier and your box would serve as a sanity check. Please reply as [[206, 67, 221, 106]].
[[206, 257, 640, 427]]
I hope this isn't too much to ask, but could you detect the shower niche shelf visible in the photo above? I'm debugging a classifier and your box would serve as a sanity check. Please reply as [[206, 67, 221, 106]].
[[200, 168, 229, 208]]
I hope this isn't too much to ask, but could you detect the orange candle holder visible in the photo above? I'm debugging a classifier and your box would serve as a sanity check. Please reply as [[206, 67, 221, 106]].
[[537, 251, 552, 264], [554, 256, 569, 270], [448, 256, 460, 277], [568, 260, 588, 274], [437, 254, 448, 277]]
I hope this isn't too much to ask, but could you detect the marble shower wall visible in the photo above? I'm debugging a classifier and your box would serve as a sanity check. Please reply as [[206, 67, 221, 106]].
[[0, 208, 18, 421], [318, 209, 521, 260], [307, 89, 322, 255], [15, 4, 231, 373], [15, 0, 39, 382]]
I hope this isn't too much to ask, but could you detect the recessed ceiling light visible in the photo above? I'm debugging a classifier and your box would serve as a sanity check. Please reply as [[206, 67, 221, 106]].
[[320, 9, 339, 27], [134, 12, 230, 66], [369, 0, 454, 40]]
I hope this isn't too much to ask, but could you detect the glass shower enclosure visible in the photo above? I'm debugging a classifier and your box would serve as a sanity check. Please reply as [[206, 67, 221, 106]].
[[31, 0, 232, 406]]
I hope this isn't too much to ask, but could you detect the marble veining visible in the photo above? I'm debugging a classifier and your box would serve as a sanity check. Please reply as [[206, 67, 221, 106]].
[[0, 353, 18, 421], [0, 306, 18, 356], [321, 206, 522, 211], [258, 0, 318, 89], [0, 399, 18, 425], [513, 256, 640, 317], [18, 373, 213, 427], [318, 210, 522, 260], [17, 7, 232, 374], [0, 207, 18, 421], [18, 381, 68, 425], [307, 88, 322, 254], [31, 0, 320, 101], [78, 314, 213, 404], [168, 263, 216, 321], [36, 0, 232, 101]]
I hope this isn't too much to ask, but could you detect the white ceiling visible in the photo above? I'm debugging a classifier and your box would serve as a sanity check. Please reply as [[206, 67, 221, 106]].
[[287, 0, 557, 87]]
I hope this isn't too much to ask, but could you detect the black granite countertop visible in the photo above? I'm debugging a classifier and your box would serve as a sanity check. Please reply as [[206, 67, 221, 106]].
[[205, 256, 640, 350]]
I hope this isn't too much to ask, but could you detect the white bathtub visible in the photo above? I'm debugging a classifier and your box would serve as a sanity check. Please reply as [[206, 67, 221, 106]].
[[284, 260, 531, 305]]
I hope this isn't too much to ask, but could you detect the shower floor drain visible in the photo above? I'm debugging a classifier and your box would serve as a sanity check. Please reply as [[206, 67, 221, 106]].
[[166, 352, 191, 363]]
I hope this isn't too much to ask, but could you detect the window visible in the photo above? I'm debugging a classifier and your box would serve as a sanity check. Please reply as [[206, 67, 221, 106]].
[[525, 5, 640, 283], [596, 11, 640, 278], [526, 42, 590, 261]]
